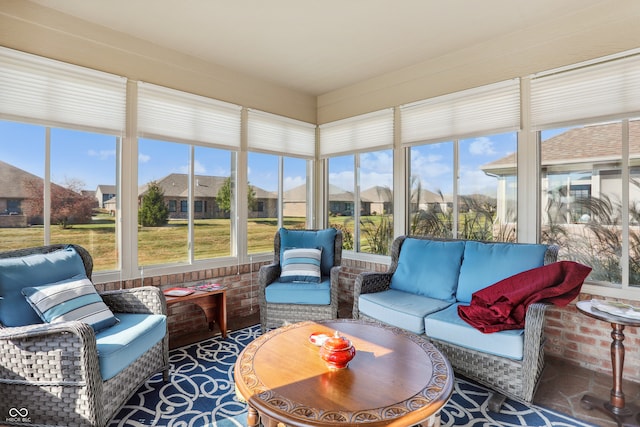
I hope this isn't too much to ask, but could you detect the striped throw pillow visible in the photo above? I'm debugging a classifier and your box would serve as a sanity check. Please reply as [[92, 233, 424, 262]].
[[280, 247, 322, 283], [22, 276, 119, 332]]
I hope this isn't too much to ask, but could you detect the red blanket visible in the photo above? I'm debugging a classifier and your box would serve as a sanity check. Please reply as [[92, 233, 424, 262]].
[[457, 261, 591, 333]]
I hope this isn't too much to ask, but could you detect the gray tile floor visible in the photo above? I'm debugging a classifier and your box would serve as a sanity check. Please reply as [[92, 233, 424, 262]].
[[535, 356, 640, 427]]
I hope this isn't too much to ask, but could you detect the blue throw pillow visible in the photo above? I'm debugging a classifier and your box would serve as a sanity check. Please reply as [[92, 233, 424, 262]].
[[279, 228, 337, 276], [456, 241, 549, 303], [22, 276, 119, 332], [390, 238, 465, 302], [280, 247, 322, 283]]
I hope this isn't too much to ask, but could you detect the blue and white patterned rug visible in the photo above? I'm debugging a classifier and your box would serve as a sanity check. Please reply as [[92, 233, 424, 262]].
[[109, 325, 596, 427]]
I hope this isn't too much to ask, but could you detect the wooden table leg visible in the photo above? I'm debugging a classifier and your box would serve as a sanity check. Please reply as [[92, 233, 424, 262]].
[[580, 322, 640, 427], [197, 293, 227, 338], [246, 405, 259, 427]]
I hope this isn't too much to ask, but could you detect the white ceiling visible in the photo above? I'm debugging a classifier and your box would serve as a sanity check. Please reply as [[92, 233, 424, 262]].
[[29, 0, 608, 96]]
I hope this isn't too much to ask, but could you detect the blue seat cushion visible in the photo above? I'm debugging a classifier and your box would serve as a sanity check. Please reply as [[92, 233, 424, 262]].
[[0, 247, 87, 327], [279, 228, 337, 276], [359, 289, 452, 334], [424, 303, 525, 360], [390, 238, 465, 302], [95, 313, 166, 380], [265, 277, 331, 305], [456, 241, 548, 303]]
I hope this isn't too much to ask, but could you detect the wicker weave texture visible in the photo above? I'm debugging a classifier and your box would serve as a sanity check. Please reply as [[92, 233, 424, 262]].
[[0, 244, 169, 426], [354, 235, 559, 405], [259, 229, 342, 332]]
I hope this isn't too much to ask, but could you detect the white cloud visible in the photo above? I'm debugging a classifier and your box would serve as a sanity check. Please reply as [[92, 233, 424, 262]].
[[361, 171, 393, 191], [459, 168, 499, 196], [361, 151, 393, 171], [283, 175, 305, 191], [88, 149, 116, 160], [329, 170, 355, 192], [178, 160, 207, 174], [468, 137, 496, 156], [139, 153, 151, 163], [410, 151, 451, 179]]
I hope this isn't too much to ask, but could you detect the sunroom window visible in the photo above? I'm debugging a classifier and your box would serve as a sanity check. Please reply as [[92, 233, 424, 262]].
[[137, 81, 241, 267], [320, 109, 395, 255], [408, 131, 518, 242], [0, 47, 125, 272], [540, 120, 640, 286], [530, 51, 640, 288], [401, 79, 521, 242], [246, 109, 315, 254]]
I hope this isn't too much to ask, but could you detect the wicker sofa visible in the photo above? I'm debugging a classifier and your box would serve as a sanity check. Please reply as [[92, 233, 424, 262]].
[[258, 228, 342, 332], [353, 235, 559, 410], [0, 244, 169, 427]]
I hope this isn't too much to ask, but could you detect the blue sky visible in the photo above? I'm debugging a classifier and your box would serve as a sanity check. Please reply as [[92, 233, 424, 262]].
[[2, 120, 519, 196], [329, 132, 518, 196], [0, 121, 301, 192]]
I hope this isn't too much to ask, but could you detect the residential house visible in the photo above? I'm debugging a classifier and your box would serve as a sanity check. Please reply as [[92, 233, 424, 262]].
[[0, 160, 90, 226], [137, 173, 276, 220], [95, 185, 116, 209], [482, 121, 640, 225]]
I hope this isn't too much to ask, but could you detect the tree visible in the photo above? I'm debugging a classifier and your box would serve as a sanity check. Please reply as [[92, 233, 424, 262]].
[[23, 177, 95, 228], [216, 177, 257, 214], [138, 181, 169, 227]]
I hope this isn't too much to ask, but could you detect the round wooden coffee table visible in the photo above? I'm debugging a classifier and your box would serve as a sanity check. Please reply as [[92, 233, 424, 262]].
[[234, 319, 453, 427]]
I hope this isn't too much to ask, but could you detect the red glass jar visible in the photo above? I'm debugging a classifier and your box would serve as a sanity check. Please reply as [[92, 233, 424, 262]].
[[319, 331, 356, 370]]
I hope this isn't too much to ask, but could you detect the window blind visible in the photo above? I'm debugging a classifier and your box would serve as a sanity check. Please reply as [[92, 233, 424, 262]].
[[531, 53, 640, 129], [400, 79, 520, 146], [319, 108, 394, 158], [0, 47, 126, 133], [137, 82, 241, 148], [247, 109, 316, 158]]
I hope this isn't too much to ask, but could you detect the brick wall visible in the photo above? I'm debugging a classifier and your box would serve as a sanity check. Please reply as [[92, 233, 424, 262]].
[[546, 294, 640, 381], [96, 257, 640, 382], [96, 261, 268, 340]]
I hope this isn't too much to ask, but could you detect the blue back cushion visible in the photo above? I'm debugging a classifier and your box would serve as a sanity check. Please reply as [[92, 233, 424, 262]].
[[279, 228, 337, 276], [456, 241, 548, 303], [0, 247, 87, 326], [390, 238, 465, 302]]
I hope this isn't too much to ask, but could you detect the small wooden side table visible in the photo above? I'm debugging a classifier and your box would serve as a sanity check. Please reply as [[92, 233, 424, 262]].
[[165, 288, 227, 339], [576, 300, 640, 427]]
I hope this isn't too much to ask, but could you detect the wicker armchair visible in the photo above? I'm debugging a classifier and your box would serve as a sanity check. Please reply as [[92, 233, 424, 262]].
[[0, 244, 169, 427], [353, 235, 559, 409], [259, 228, 342, 332]]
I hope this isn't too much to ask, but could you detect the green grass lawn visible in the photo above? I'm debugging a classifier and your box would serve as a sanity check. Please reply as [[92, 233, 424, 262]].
[[0, 214, 307, 271], [0, 212, 507, 271]]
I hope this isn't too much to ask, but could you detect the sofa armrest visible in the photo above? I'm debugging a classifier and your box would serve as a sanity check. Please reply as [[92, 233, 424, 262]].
[[258, 263, 280, 288], [0, 321, 101, 389], [352, 272, 393, 318], [100, 286, 166, 315], [523, 302, 550, 359]]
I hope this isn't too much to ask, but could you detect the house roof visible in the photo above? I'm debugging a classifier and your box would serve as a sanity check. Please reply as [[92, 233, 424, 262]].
[[283, 184, 307, 202], [482, 121, 640, 174], [0, 160, 42, 198], [412, 188, 450, 204], [139, 173, 275, 199], [96, 184, 116, 194], [0, 160, 85, 200], [360, 186, 392, 203]]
